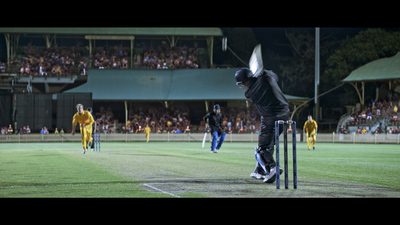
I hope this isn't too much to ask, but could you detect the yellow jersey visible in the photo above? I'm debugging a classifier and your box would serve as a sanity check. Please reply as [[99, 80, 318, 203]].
[[72, 110, 95, 127], [303, 119, 318, 133], [361, 128, 367, 134], [144, 127, 151, 134]]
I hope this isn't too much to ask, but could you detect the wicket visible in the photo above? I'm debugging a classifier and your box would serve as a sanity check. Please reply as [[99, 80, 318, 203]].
[[275, 120, 297, 189], [94, 131, 101, 152]]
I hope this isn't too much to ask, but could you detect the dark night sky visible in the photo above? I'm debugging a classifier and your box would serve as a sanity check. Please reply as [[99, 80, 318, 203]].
[[251, 27, 399, 56], [251, 27, 365, 54]]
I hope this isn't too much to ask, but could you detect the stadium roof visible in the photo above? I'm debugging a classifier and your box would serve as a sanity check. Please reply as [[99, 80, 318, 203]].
[[64, 68, 308, 102], [342, 51, 400, 82], [65, 68, 248, 100], [0, 27, 223, 36]]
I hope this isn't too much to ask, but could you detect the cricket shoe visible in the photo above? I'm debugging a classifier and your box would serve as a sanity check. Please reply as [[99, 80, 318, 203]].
[[250, 172, 265, 180], [263, 166, 283, 183], [82, 149, 87, 154]]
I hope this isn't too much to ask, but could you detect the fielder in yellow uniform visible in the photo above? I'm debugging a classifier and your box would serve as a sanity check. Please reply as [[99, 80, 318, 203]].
[[144, 125, 151, 143], [303, 115, 318, 150], [72, 104, 95, 154]]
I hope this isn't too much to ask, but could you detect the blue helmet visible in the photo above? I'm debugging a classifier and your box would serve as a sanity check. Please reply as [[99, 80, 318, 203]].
[[235, 68, 253, 87], [213, 104, 221, 114]]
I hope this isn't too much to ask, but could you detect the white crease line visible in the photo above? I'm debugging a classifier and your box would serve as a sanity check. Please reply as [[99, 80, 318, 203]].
[[143, 183, 182, 198]]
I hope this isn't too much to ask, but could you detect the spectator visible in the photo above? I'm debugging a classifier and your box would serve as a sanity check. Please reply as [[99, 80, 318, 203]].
[[338, 126, 348, 134], [79, 61, 85, 75], [392, 113, 398, 126], [361, 127, 367, 134], [227, 126, 233, 134], [26, 125, 31, 134], [374, 127, 383, 134], [102, 123, 109, 133], [393, 127, 400, 134], [1, 62, 6, 73], [361, 111, 367, 123], [136, 126, 142, 133], [184, 126, 190, 133], [122, 57, 128, 69], [157, 127, 162, 133], [7, 124, 13, 134], [1, 127, 7, 135], [21, 126, 27, 134], [367, 112, 372, 121]]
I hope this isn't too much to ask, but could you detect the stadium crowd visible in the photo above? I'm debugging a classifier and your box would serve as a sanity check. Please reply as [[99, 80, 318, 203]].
[[90, 44, 129, 69], [1, 104, 261, 135], [93, 105, 260, 134], [339, 94, 400, 134], [347, 98, 399, 126], [0, 42, 202, 75], [1, 124, 67, 135], [91, 42, 200, 69], [136, 41, 200, 69], [14, 43, 87, 76]]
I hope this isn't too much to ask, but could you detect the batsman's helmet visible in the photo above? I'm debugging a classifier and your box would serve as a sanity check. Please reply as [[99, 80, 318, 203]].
[[213, 104, 220, 110], [235, 68, 253, 87]]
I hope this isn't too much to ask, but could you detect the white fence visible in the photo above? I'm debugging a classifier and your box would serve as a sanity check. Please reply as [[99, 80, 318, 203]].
[[0, 132, 399, 144], [0, 133, 260, 143], [331, 132, 400, 144]]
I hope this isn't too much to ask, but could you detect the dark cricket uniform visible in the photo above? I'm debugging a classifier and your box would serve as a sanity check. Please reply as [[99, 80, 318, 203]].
[[203, 111, 223, 135], [90, 111, 96, 150], [203, 111, 226, 151], [245, 70, 290, 170]]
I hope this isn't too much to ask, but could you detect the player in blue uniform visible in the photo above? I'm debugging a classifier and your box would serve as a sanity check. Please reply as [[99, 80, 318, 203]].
[[203, 104, 226, 153]]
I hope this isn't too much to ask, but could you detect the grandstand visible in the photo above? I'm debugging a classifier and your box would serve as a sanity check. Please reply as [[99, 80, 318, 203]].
[[0, 27, 308, 134], [338, 52, 400, 134]]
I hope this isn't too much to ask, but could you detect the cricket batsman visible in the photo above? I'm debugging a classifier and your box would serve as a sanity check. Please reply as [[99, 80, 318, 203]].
[[235, 68, 289, 184], [203, 104, 226, 153], [303, 115, 318, 150], [72, 104, 95, 154]]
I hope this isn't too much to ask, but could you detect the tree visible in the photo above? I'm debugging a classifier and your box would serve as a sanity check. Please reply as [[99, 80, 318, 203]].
[[279, 30, 315, 97], [324, 28, 400, 86], [323, 28, 400, 107], [278, 29, 336, 98]]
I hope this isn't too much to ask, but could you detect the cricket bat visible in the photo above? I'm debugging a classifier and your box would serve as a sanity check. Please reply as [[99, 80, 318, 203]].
[[202, 132, 207, 149], [249, 44, 264, 78]]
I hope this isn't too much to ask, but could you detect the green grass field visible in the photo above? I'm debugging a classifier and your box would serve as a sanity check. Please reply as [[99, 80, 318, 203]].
[[1, 141, 399, 198]]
